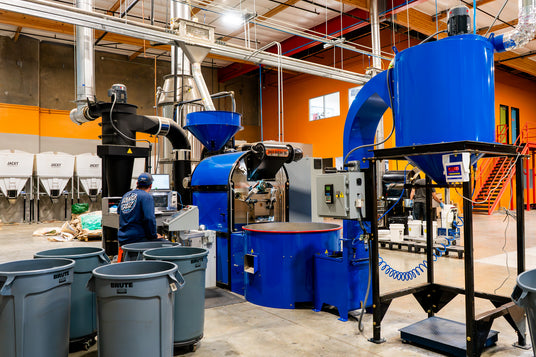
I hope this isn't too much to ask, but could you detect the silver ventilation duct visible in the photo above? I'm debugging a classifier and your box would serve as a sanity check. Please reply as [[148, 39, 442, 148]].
[[70, 0, 95, 125], [492, 0, 536, 51]]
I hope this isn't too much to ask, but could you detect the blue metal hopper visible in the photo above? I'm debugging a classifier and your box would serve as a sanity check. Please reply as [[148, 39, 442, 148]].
[[185, 111, 242, 151]]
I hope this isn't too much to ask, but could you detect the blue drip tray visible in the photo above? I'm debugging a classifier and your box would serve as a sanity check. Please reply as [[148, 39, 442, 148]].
[[399, 316, 498, 357]]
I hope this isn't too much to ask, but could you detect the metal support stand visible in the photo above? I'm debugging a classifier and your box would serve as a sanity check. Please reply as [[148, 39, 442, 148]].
[[368, 141, 527, 356]]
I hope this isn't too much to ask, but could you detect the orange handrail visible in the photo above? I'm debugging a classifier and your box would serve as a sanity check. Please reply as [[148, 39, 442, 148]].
[[473, 123, 531, 214]]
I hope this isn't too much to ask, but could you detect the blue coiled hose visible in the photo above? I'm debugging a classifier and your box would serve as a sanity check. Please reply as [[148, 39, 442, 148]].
[[378, 234, 458, 281], [377, 167, 461, 281]]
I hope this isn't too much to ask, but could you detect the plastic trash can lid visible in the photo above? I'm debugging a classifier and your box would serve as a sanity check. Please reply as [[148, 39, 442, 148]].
[[517, 269, 536, 294], [34, 247, 105, 259], [92, 260, 177, 280], [144, 247, 209, 260], [0, 258, 75, 276]]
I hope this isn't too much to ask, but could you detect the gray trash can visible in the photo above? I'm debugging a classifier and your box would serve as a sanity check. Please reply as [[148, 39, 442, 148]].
[[34, 247, 110, 349], [0, 258, 75, 357], [144, 247, 209, 349], [121, 241, 179, 261], [512, 268, 536, 353], [88, 260, 184, 357]]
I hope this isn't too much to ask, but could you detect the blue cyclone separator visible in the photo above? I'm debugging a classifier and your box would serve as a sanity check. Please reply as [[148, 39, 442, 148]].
[[393, 34, 495, 184], [344, 34, 496, 185], [185, 111, 242, 152]]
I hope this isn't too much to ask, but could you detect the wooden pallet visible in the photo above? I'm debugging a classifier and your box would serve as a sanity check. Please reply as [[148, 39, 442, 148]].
[[379, 239, 464, 259], [77, 234, 102, 242]]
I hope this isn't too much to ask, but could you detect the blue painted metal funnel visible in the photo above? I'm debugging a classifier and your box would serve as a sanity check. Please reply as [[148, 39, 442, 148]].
[[185, 111, 242, 151]]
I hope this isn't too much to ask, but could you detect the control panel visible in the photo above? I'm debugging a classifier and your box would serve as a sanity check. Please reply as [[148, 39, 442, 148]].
[[163, 205, 199, 232], [442, 153, 470, 183], [324, 184, 334, 204], [316, 171, 366, 219]]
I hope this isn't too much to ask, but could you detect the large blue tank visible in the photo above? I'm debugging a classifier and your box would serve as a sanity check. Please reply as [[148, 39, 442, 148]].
[[393, 34, 495, 182], [243, 222, 341, 309]]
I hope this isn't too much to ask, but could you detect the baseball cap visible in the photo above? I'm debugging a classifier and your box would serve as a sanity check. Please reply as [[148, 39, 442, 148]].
[[137, 172, 153, 187]]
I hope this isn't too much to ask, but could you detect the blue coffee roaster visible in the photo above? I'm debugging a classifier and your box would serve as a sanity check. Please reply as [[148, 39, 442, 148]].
[[186, 111, 303, 294], [243, 222, 341, 308]]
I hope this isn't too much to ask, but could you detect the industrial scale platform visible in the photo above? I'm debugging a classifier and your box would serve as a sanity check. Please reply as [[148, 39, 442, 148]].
[[399, 316, 499, 356]]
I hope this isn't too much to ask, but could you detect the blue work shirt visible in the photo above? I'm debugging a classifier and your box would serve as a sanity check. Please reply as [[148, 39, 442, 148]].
[[118, 189, 157, 245]]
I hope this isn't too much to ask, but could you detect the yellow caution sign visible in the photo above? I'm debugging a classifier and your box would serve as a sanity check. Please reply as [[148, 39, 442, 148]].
[[324, 249, 328, 255], [250, 249, 254, 254], [127, 148, 133, 154]]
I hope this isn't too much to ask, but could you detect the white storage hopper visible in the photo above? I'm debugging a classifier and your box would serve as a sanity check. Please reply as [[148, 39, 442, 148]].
[[0, 150, 34, 199], [75, 153, 102, 197], [35, 152, 75, 198]]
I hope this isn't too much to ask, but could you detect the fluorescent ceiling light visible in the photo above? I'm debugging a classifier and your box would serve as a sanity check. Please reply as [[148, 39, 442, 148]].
[[221, 11, 243, 29]]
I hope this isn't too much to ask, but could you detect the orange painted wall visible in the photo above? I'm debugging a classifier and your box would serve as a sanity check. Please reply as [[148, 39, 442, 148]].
[[0, 103, 40, 136], [0, 103, 158, 143], [493, 70, 536, 211], [262, 61, 393, 159]]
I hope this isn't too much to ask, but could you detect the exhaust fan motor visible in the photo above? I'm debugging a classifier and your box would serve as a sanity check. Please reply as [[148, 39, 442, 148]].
[[108, 83, 128, 103], [447, 6, 472, 36]]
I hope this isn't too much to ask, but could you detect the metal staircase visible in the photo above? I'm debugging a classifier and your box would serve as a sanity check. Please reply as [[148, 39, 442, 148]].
[[472, 155, 518, 214], [472, 124, 530, 215]]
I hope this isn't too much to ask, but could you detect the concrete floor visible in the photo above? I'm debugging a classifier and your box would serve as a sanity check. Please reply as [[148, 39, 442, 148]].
[[1, 212, 536, 356]]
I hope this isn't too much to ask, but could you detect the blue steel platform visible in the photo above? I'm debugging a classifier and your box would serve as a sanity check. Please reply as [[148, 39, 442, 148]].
[[399, 316, 499, 356]]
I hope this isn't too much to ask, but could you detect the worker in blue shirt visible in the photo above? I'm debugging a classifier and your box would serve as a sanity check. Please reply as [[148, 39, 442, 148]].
[[118, 172, 165, 245]]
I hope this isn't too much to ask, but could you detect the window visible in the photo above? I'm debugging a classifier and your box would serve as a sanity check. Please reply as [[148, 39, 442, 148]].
[[348, 86, 362, 107], [309, 92, 340, 121]]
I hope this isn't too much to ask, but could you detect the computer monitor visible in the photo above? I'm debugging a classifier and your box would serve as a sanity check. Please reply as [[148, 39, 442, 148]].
[[151, 174, 170, 190]]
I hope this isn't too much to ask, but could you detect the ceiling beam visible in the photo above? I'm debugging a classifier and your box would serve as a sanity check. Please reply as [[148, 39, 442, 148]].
[[432, 0, 496, 22], [192, 0, 214, 16], [0, 1, 369, 84], [338, 0, 369, 11], [495, 51, 536, 76], [0, 9, 253, 64], [219, 0, 302, 42], [476, 19, 517, 35], [108, 0, 124, 15], [128, 46, 145, 60], [217, 0, 426, 82], [13, 25, 22, 41]]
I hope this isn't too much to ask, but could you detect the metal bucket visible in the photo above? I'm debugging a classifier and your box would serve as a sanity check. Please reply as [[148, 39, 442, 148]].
[[243, 222, 341, 308]]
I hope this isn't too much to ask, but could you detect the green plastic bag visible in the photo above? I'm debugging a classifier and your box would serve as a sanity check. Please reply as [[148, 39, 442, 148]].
[[80, 212, 102, 230], [72, 203, 89, 215]]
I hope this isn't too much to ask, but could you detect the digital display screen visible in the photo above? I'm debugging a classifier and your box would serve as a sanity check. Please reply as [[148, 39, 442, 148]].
[[152, 194, 168, 208], [152, 174, 170, 190], [447, 165, 462, 176]]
